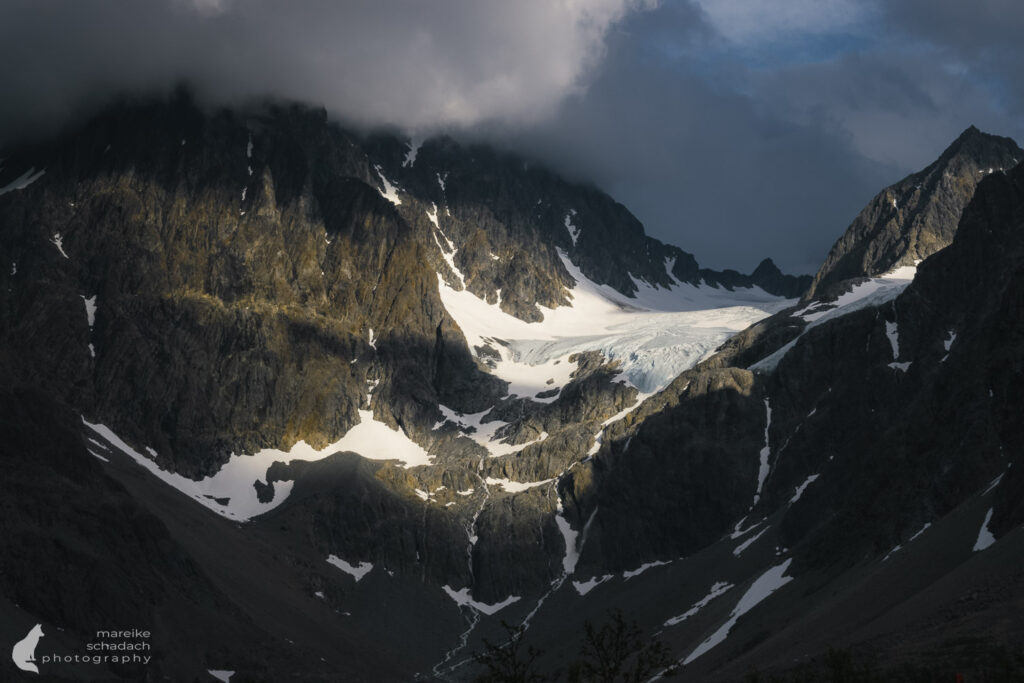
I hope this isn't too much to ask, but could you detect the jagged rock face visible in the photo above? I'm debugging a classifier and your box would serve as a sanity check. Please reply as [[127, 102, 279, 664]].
[[373, 134, 668, 314], [5, 95, 776, 604], [0, 98, 509, 478], [767, 163, 1024, 570], [568, 367, 766, 571], [803, 126, 1022, 301], [696, 258, 811, 299]]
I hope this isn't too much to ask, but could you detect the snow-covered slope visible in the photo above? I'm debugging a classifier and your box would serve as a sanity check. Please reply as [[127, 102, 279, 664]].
[[440, 251, 792, 396], [750, 264, 917, 372]]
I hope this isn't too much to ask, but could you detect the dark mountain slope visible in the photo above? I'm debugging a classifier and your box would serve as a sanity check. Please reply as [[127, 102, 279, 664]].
[[576, 159, 1024, 572], [0, 387, 409, 682], [534, 160, 1024, 680]]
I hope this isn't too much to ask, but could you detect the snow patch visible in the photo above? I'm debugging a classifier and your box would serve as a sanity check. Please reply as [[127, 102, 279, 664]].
[[730, 518, 762, 540], [755, 265, 918, 372], [208, 670, 235, 683], [484, 477, 553, 493], [88, 449, 109, 462], [623, 560, 670, 579], [373, 165, 402, 205], [434, 404, 548, 457], [442, 586, 520, 615], [885, 321, 900, 360], [665, 582, 733, 627], [973, 508, 996, 552], [84, 409, 433, 521], [432, 224, 467, 288], [51, 233, 69, 259], [888, 361, 912, 372], [793, 265, 917, 324], [327, 555, 373, 581], [403, 138, 422, 167], [588, 391, 650, 457], [683, 559, 794, 664], [572, 574, 614, 596], [983, 473, 1004, 495], [733, 527, 768, 557], [426, 204, 440, 228], [882, 544, 903, 562], [753, 399, 772, 507], [0, 167, 45, 195], [788, 474, 819, 504], [564, 210, 581, 246], [664, 256, 680, 284], [81, 295, 97, 327], [941, 329, 957, 362], [555, 505, 582, 575]]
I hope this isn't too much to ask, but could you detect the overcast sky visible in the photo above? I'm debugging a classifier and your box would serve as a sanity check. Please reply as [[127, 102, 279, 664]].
[[1, 0, 1022, 274]]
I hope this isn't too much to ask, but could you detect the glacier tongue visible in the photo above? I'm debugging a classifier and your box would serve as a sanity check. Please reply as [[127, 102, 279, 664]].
[[438, 250, 792, 396]]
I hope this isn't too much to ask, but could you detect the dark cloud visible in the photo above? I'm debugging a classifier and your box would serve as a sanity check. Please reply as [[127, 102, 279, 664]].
[[503, 0, 1024, 273], [1, 0, 1022, 275], [0, 0, 650, 141], [885, 0, 1024, 57], [500, 15, 897, 275], [884, 0, 1024, 114]]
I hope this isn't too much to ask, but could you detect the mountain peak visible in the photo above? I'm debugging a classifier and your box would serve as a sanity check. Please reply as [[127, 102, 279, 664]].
[[751, 257, 780, 276], [802, 126, 1022, 301], [937, 125, 1019, 169]]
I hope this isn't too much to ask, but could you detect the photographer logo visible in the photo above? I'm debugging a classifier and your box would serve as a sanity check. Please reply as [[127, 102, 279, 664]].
[[11, 623, 44, 674]]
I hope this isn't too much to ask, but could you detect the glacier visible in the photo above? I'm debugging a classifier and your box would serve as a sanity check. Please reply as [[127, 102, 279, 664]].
[[438, 251, 793, 397]]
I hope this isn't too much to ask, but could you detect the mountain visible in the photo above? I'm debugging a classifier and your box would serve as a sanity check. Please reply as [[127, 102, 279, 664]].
[[1, 94, 1022, 682], [551, 134, 1024, 680], [803, 125, 1022, 301]]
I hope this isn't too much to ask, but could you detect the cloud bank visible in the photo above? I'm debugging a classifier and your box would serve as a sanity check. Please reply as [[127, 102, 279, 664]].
[[2, 0, 1022, 274], [0, 0, 651, 139]]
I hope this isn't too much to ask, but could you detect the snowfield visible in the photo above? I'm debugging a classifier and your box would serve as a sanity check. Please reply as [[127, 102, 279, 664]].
[[439, 251, 792, 396], [84, 405, 434, 522], [751, 264, 918, 372]]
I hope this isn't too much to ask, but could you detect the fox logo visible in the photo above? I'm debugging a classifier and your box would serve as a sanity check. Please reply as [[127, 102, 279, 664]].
[[11, 623, 44, 674]]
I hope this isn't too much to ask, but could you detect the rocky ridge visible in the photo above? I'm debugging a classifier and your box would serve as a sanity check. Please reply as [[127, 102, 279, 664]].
[[0, 94, 805, 608], [2, 94, 1022, 682], [803, 126, 1022, 301]]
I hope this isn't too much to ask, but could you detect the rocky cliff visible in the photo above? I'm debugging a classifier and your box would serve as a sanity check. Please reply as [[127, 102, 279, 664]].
[[803, 126, 1021, 301], [2, 94, 1022, 682]]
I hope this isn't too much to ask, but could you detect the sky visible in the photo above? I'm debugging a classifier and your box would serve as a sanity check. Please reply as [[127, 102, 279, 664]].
[[1, 0, 1022, 274]]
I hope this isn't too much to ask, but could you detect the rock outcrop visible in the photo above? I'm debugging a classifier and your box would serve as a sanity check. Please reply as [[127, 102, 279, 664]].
[[803, 126, 1022, 301]]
